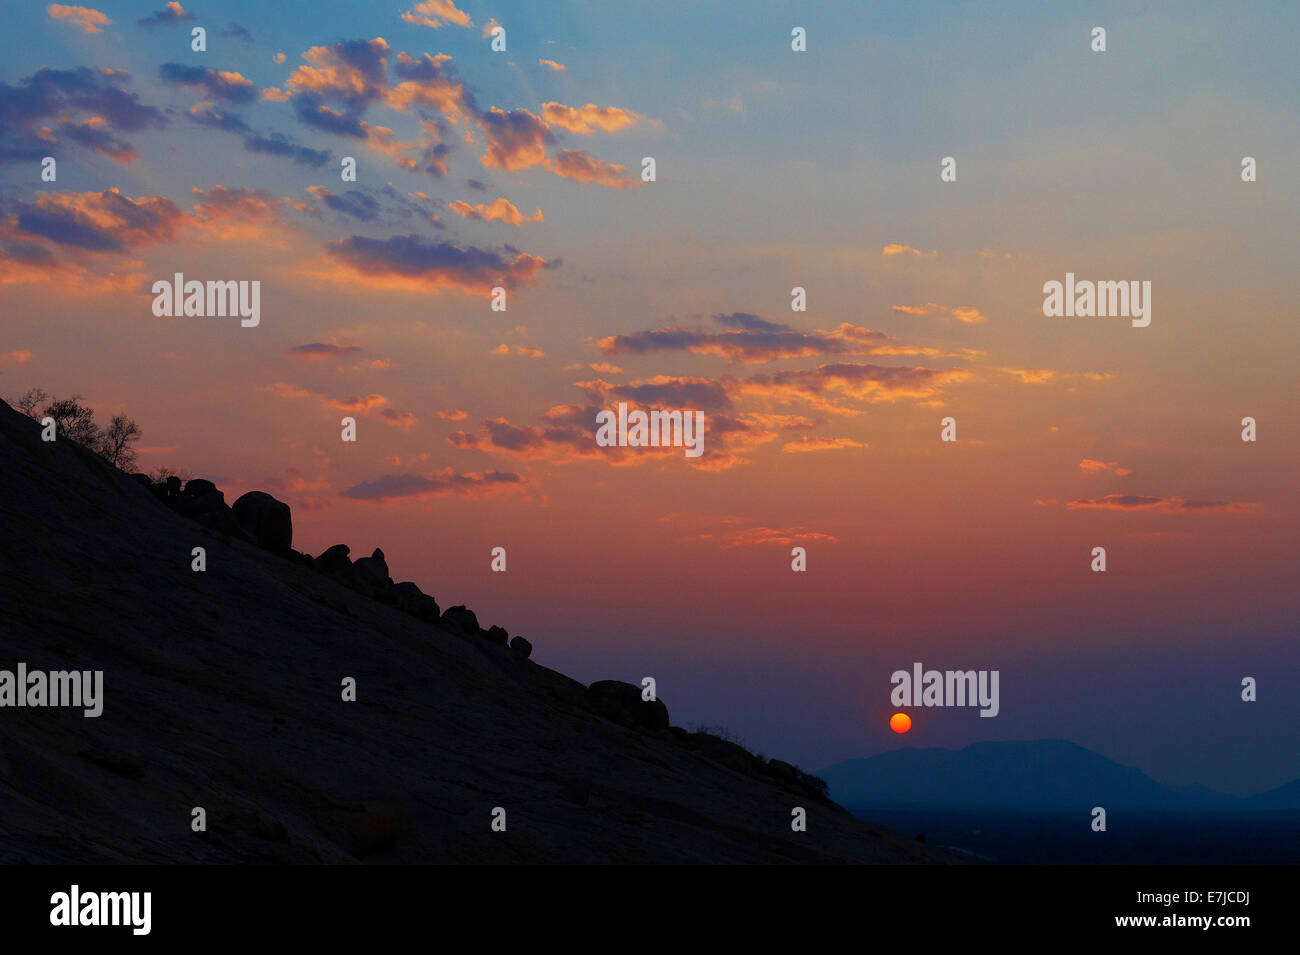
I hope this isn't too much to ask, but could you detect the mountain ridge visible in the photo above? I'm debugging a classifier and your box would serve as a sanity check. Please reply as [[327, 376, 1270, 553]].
[[820, 739, 1300, 811]]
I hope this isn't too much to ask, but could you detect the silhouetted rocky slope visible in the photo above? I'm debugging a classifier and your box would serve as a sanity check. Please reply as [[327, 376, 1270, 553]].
[[0, 399, 954, 863]]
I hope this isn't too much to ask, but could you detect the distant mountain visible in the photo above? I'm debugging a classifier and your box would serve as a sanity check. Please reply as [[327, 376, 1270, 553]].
[[1246, 778, 1300, 810], [821, 740, 1300, 812]]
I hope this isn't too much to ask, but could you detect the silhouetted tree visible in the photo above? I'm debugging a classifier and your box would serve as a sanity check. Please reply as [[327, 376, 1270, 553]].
[[42, 396, 99, 445], [149, 464, 195, 484], [15, 388, 49, 419], [9, 389, 142, 471], [97, 413, 142, 470]]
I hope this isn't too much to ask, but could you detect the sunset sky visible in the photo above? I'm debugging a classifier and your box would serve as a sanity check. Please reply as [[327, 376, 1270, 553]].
[[2, 1, 1297, 795]]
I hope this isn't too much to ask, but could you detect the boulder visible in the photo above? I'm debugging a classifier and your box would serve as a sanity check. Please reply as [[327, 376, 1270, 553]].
[[164, 475, 181, 497], [315, 544, 352, 575], [183, 478, 218, 498], [584, 680, 669, 733], [441, 605, 479, 635], [509, 636, 533, 658], [353, 548, 391, 587], [130, 473, 151, 488], [483, 625, 508, 647], [232, 491, 293, 554]]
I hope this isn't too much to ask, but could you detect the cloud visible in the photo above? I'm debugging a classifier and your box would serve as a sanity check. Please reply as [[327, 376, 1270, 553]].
[[306, 185, 380, 221], [47, 5, 111, 34], [882, 243, 936, 258], [321, 233, 549, 294], [731, 363, 971, 412], [265, 382, 415, 426], [491, 343, 545, 358], [287, 343, 362, 360], [447, 197, 542, 226], [546, 148, 639, 188], [1, 349, 33, 363], [380, 408, 419, 430], [0, 66, 167, 163], [781, 436, 868, 453], [243, 130, 329, 167], [1065, 495, 1248, 513], [343, 469, 528, 502], [186, 103, 330, 167], [892, 302, 986, 324], [541, 102, 648, 134], [437, 408, 468, 421], [189, 184, 286, 237], [685, 525, 838, 549], [137, 2, 196, 26], [576, 375, 732, 412], [596, 315, 938, 364], [286, 37, 392, 135], [477, 106, 552, 170], [386, 52, 476, 121], [159, 64, 257, 104], [4, 187, 183, 252], [221, 23, 253, 44], [0, 237, 143, 292], [538, 59, 565, 72], [400, 0, 473, 29], [1079, 459, 1133, 476]]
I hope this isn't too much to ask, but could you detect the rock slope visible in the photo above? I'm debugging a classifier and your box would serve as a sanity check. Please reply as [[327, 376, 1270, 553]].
[[0, 400, 953, 863]]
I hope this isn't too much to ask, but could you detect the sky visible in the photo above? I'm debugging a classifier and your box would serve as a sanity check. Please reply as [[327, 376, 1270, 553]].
[[2, 1, 1297, 795]]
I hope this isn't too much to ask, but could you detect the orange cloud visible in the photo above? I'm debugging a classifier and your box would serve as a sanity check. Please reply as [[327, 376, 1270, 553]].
[[686, 525, 838, 550], [893, 302, 986, 324], [447, 197, 543, 226], [266, 383, 415, 427], [596, 319, 938, 365], [47, 4, 111, 33], [477, 106, 550, 170], [547, 149, 639, 188], [538, 59, 566, 72], [781, 436, 868, 453], [1066, 495, 1248, 513], [882, 243, 936, 258], [1079, 459, 1133, 476], [401, 0, 472, 29], [541, 102, 648, 134]]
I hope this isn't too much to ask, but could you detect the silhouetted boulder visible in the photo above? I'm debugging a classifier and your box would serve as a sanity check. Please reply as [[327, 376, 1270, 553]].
[[232, 491, 293, 555], [165, 475, 181, 497], [183, 478, 218, 498], [484, 625, 508, 647], [509, 636, 532, 658], [585, 680, 669, 733], [171, 478, 242, 536], [442, 605, 479, 635], [354, 548, 391, 587], [316, 544, 352, 575], [130, 473, 151, 488]]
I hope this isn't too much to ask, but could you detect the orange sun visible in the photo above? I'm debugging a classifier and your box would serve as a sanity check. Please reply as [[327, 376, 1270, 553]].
[[889, 712, 912, 734]]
